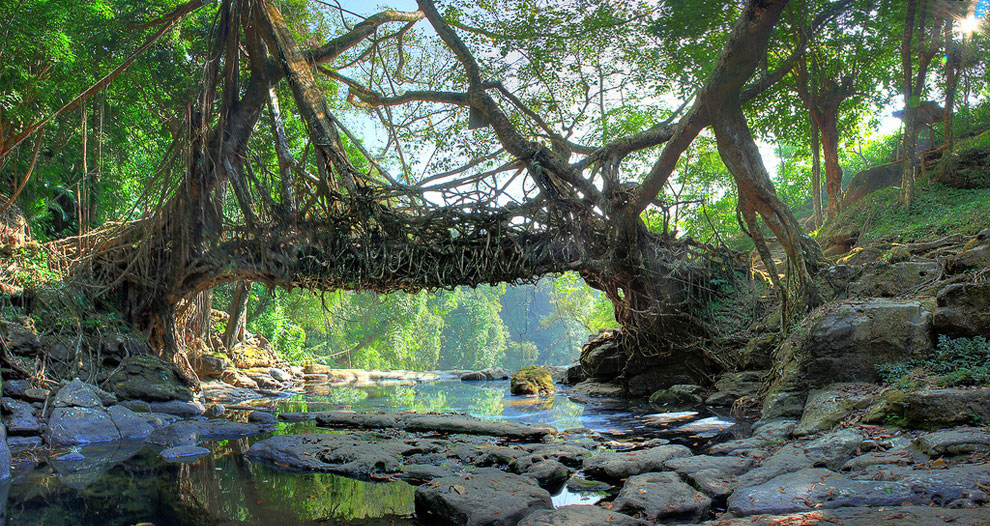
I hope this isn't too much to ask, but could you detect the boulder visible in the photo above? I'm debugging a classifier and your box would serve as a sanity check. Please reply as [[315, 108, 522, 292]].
[[664, 455, 753, 499], [794, 384, 874, 435], [518, 505, 648, 526], [707, 505, 990, 525], [248, 410, 278, 425], [914, 427, 990, 456], [521, 459, 569, 488], [612, 472, 712, 522], [146, 420, 262, 448], [728, 464, 990, 516], [269, 368, 293, 382], [51, 378, 111, 409], [933, 283, 990, 338], [510, 366, 554, 396], [0, 422, 10, 480], [414, 470, 552, 526], [863, 388, 990, 429], [106, 405, 157, 440], [579, 333, 625, 380], [46, 407, 120, 446], [847, 261, 939, 298], [106, 355, 194, 402], [649, 384, 705, 408], [562, 362, 586, 385], [583, 445, 692, 481], [706, 371, 764, 406], [945, 230, 990, 274], [193, 354, 229, 379], [220, 369, 260, 389], [764, 300, 933, 417]]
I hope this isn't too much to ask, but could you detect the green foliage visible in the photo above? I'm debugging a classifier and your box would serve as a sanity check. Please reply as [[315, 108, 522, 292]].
[[877, 335, 990, 388], [819, 181, 990, 243]]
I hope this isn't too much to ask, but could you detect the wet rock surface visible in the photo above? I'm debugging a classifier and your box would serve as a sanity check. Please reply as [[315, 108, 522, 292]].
[[613, 471, 712, 522], [519, 505, 648, 526], [414, 469, 552, 526], [583, 444, 691, 481]]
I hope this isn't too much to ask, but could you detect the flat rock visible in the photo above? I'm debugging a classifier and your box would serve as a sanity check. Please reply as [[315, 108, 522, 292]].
[[2, 397, 41, 435], [161, 445, 211, 462], [583, 445, 691, 481], [148, 400, 205, 418], [146, 420, 262, 447], [414, 470, 552, 526], [518, 505, 648, 526], [612, 472, 712, 522], [106, 405, 157, 440], [246, 433, 422, 474], [728, 464, 990, 516], [315, 411, 555, 441], [915, 427, 990, 456], [703, 505, 990, 525]]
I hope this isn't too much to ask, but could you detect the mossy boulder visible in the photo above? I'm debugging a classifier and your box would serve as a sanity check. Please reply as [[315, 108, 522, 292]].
[[650, 384, 704, 408], [106, 355, 194, 402], [862, 388, 990, 429], [763, 299, 934, 418], [511, 366, 554, 396]]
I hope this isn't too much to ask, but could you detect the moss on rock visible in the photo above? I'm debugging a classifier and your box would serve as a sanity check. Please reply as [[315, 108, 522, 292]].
[[510, 366, 554, 396]]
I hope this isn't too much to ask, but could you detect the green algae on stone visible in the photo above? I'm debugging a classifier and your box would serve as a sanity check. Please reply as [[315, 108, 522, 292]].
[[511, 366, 554, 396]]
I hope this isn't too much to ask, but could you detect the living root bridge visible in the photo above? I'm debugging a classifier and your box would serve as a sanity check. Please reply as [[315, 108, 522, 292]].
[[102, 201, 587, 303]]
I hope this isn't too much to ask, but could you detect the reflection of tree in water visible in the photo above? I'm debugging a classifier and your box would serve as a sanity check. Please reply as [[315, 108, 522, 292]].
[[166, 437, 415, 524]]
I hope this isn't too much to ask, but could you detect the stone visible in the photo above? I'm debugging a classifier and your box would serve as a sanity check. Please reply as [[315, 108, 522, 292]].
[[2, 397, 41, 435], [714, 371, 764, 399], [106, 355, 194, 402], [565, 476, 611, 492], [914, 427, 990, 456], [764, 299, 933, 413], [106, 405, 157, 440], [946, 235, 990, 274], [649, 384, 704, 408], [933, 283, 990, 338], [562, 362, 586, 385], [583, 445, 691, 481], [248, 410, 278, 425], [160, 445, 211, 462], [510, 366, 554, 396], [703, 505, 990, 525], [146, 420, 262, 448], [6, 435, 42, 450], [751, 419, 797, 442], [203, 404, 225, 418], [567, 380, 625, 397], [802, 429, 865, 470], [847, 261, 940, 298], [728, 465, 990, 516], [148, 400, 206, 418], [316, 411, 556, 441], [402, 464, 454, 483], [761, 391, 808, 419], [579, 335, 625, 380], [51, 379, 107, 409], [0, 422, 9, 480], [522, 459, 568, 488], [414, 470, 553, 526], [518, 505, 648, 526], [246, 432, 420, 474], [269, 368, 293, 382], [121, 400, 151, 413], [460, 371, 488, 381], [612, 472, 712, 522], [193, 354, 229, 378], [2, 379, 48, 401], [863, 388, 990, 429], [794, 384, 874, 436], [46, 407, 120, 446], [664, 455, 753, 499]]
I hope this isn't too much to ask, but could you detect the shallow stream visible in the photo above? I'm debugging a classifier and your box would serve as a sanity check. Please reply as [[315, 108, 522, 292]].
[[1, 378, 740, 525]]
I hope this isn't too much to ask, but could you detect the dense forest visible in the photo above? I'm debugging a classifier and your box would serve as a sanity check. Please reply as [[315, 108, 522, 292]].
[[1, 0, 990, 523]]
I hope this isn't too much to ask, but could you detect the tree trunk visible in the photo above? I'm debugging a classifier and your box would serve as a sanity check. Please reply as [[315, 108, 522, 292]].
[[815, 109, 843, 219], [810, 113, 823, 226], [713, 99, 824, 314], [223, 281, 251, 349], [899, 0, 919, 208], [943, 19, 960, 153]]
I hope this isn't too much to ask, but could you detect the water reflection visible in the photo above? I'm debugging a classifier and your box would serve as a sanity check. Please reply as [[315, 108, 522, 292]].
[[4, 436, 416, 526]]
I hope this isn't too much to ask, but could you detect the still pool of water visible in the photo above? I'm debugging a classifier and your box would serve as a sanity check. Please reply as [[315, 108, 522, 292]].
[[1, 378, 742, 525]]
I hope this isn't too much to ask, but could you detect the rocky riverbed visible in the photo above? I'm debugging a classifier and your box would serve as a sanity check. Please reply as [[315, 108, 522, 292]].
[[1, 371, 988, 525]]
